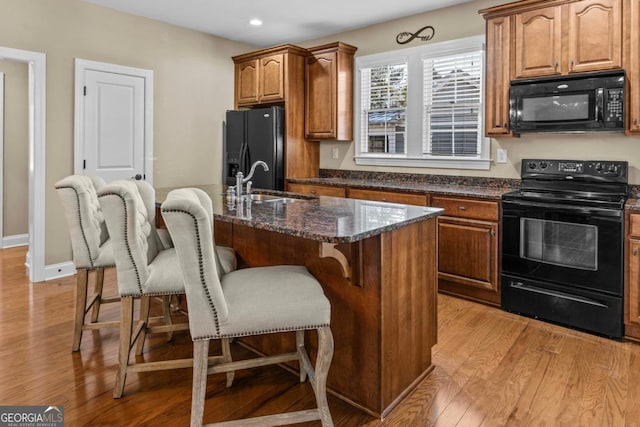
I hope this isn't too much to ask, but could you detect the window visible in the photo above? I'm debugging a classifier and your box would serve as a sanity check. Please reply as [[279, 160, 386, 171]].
[[355, 35, 489, 170], [360, 64, 407, 154]]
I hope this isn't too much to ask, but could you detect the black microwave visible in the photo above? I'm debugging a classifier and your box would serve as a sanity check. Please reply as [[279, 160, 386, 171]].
[[509, 70, 625, 133]]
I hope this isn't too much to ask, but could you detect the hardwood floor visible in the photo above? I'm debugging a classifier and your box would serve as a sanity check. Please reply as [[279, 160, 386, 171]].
[[2, 245, 640, 426]]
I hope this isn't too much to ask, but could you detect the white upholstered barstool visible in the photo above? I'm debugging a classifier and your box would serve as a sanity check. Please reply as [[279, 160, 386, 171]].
[[161, 188, 334, 427], [55, 175, 120, 352], [98, 180, 235, 398]]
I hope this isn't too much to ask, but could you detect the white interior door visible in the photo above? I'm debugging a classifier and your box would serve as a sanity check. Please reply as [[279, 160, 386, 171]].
[[83, 69, 145, 181]]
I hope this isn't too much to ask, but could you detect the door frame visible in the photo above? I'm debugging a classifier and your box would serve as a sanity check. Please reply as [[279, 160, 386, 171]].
[[0, 47, 46, 282], [73, 59, 154, 184], [0, 72, 4, 248]]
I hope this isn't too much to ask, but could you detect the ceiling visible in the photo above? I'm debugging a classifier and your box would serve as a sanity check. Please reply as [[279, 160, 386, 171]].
[[82, 0, 472, 47]]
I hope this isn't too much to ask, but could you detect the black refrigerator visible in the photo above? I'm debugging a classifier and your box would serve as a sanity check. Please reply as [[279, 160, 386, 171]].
[[223, 106, 285, 191]]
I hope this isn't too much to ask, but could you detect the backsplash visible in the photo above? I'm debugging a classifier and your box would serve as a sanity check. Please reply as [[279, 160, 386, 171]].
[[319, 169, 520, 189]]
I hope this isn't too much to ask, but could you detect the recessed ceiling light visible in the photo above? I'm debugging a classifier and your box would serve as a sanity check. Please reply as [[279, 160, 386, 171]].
[[249, 18, 263, 26]]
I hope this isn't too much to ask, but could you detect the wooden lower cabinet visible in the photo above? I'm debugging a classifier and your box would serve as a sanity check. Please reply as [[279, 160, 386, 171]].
[[625, 212, 640, 340], [347, 188, 428, 206], [286, 182, 346, 197], [432, 196, 500, 306]]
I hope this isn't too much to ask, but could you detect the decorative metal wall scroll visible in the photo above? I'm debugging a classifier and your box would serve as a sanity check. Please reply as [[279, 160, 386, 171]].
[[396, 25, 435, 45]]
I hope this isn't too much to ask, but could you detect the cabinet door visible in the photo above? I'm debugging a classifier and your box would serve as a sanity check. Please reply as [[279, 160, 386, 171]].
[[625, 0, 640, 133], [260, 54, 285, 103], [567, 0, 622, 73], [437, 216, 498, 293], [485, 16, 512, 136], [348, 188, 428, 206], [236, 60, 259, 106], [287, 182, 346, 197], [628, 239, 640, 330], [514, 5, 562, 78], [305, 52, 337, 139]]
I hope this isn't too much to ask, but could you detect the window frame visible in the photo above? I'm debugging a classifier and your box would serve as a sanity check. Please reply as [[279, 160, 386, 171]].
[[354, 35, 490, 170]]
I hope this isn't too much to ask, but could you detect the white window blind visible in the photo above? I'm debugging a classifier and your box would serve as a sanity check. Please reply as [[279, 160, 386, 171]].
[[354, 35, 489, 170], [360, 63, 408, 154], [423, 50, 483, 158]]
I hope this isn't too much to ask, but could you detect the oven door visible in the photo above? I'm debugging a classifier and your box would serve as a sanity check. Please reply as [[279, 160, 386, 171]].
[[501, 199, 623, 296]]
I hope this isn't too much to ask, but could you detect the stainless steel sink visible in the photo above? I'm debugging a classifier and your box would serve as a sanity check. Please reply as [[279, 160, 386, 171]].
[[244, 194, 297, 204]]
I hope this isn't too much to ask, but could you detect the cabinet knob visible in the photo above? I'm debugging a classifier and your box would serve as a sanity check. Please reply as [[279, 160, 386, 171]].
[[555, 62, 559, 71], [380, 198, 387, 202], [634, 248, 638, 256], [311, 190, 317, 195], [570, 60, 574, 69], [489, 229, 496, 237], [635, 118, 639, 126], [457, 206, 467, 211]]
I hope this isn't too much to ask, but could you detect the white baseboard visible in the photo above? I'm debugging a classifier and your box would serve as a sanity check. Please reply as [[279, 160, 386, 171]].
[[44, 261, 76, 281], [3, 234, 28, 248]]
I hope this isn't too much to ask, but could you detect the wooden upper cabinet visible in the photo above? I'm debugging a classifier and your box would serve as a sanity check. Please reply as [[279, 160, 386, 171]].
[[568, 0, 621, 73], [235, 60, 260, 105], [234, 52, 286, 106], [485, 16, 512, 136], [259, 54, 285, 103], [305, 42, 357, 141], [514, 5, 563, 78], [624, 0, 640, 134], [510, 0, 622, 79]]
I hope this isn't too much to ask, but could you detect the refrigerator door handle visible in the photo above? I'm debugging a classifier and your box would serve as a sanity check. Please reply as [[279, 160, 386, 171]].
[[239, 142, 247, 174]]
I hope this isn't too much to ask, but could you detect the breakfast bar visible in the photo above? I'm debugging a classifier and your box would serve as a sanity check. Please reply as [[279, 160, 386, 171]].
[[156, 185, 443, 418]]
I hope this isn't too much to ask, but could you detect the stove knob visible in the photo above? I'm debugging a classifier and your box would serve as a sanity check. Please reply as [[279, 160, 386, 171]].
[[595, 162, 603, 172], [528, 162, 537, 170], [540, 161, 548, 169], [608, 164, 617, 173]]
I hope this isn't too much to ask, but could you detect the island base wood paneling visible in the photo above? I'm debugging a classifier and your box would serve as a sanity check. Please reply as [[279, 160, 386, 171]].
[[214, 219, 438, 418]]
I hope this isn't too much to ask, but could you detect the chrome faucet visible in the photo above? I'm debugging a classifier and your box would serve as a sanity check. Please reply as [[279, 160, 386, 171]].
[[235, 160, 269, 200]]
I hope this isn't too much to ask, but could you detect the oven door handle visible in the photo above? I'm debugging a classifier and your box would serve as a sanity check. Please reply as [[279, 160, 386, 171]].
[[509, 282, 608, 308], [502, 200, 622, 218]]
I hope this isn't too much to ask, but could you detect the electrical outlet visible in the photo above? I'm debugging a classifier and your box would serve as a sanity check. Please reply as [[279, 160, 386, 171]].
[[496, 148, 508, 164], [331, 147, 339, 159]]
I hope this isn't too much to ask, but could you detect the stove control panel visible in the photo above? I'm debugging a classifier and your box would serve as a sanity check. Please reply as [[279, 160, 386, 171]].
[[522, 159, 628, 183]]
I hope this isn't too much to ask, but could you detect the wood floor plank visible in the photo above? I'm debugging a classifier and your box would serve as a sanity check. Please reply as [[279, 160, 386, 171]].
[[4, 246, 640, 426]]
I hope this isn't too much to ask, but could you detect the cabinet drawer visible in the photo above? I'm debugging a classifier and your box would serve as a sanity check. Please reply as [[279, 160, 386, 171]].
[[431, 196, 499, 221], [287, 182, 346, 197], [348, 188, 427, 206], [630, 213, 640, 238]]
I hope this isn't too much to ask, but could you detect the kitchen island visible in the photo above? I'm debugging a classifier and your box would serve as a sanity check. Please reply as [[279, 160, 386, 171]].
[[156, 185, 443, 418]]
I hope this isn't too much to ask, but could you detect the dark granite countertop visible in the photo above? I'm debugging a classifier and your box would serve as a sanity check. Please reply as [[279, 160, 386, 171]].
[[288, 177, 513, 200], [156, 184, 443, 243]]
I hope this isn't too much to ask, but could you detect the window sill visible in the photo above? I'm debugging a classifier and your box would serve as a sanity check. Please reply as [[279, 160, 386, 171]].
[[354, 155, 491, 170]]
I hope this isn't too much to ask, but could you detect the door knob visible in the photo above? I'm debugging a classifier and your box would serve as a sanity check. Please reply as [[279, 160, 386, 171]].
[[131, 174, 142, 180]]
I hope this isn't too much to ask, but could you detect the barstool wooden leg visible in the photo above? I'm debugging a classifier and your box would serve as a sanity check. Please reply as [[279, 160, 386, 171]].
[[90, 267, 105, 323], [136, 296, 151, 356], [162, 295, 173, 342], [296, 330, 307, 383], [221, 338, 234, 388], [191, 339, 209, 427], [114, 297, 134, 399], [315, 327, 334, 427], [72, 268, 89, 352]]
